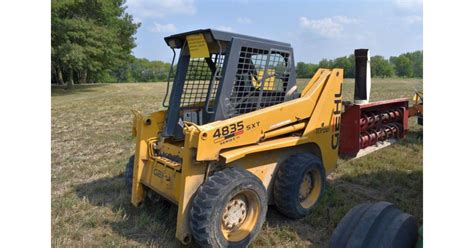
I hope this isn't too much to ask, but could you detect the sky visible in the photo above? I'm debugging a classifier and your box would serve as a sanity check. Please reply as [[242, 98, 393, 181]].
[[126, 0, 422, 63]]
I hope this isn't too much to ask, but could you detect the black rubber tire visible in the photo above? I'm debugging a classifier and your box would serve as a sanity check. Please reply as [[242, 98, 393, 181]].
[[124, 155, 134, 193], [329, 201, 418, 248], [273, 153, 326, 219], [190, 167, 268, 248]]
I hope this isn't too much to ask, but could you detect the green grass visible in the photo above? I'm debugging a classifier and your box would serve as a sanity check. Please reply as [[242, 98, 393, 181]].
[[52, 78, 422, 247]]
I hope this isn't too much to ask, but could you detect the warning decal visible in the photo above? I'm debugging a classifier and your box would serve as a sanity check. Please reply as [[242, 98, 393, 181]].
[[186, 33, 210, 58]]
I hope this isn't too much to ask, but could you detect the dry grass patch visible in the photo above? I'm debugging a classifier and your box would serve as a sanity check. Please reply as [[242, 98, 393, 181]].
[[52, 78, 422, 247]]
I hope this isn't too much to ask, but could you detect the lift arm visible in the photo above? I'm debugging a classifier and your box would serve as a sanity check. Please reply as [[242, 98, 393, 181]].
[[184, 69, 344, 163]]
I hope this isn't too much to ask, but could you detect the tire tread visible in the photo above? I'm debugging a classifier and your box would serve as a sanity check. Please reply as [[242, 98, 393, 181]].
[[190, 167, 267, 248], [273, 153, 326, 219], [329, 201, 418, 248]]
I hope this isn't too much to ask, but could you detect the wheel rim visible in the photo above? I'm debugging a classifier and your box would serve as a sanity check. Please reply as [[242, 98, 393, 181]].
[[299, 169, 322, 209], [221, 190, 260, 242]]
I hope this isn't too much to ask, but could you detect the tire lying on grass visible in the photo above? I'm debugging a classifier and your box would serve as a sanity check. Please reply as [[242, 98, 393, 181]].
[[329, 201, 418, 248], [190, 167, 268, 248], [273, 153, 326, 219]]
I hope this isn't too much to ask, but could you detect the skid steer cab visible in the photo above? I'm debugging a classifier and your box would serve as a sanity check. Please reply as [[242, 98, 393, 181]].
[[127, 29, 344, 247]]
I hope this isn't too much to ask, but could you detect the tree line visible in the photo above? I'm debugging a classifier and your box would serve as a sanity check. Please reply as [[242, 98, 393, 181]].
[[51, 0, 422, 86], [296, 51, 423, 78], [51, 0, 176, 85], [52, 0, 140, 87]]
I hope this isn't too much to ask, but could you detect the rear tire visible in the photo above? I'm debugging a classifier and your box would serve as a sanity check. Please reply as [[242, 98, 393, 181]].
[[124, 155, 134, 193], [329, 201, 418, 248], [190, 167, 268, 248], [273, 153, 326, 219]]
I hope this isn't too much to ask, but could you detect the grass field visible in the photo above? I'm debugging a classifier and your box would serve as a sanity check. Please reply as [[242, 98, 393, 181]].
[[52, 78, 423, 247]]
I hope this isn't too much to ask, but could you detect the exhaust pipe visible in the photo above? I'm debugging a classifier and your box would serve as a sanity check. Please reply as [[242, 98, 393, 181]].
[[354, 49, 371, 104]]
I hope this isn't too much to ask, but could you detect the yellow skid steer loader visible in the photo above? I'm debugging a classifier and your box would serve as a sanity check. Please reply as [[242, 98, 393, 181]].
[[127, 29, 344, 247]]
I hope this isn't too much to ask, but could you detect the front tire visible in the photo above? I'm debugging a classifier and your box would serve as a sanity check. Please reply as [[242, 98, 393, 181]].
[[273, 153, 326, 219], [190, 167, 268, 248]]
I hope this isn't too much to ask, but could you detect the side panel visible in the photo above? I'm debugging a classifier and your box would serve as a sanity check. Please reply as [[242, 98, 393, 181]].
[[339, 104, 361, 156], [175, 126, 207, 244], [131, 110, 167, 206], [141, 160, 181, 204], [302, 69, 344, 174]]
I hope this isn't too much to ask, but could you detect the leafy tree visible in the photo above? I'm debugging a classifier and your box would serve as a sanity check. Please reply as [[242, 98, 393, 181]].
[[110, 58, 172, 82], [346, 54, 355, 78], [333, 56, 355, 78], [318, 59, 333, 69], [391, 55, 414, 77], [296, 62, 311, 78], [371, 55, 394, 77], [51, 0, 139, 87], [405, 51, 423, 78], [296, 62, 319, 78], [294, 50, 422, 79]]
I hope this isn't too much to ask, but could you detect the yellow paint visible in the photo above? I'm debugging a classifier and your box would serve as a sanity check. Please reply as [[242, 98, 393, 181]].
[[131, 110, 167, 206], [230, 144, 319, 192], [262, 122, 306, 140], [192, 69, 342, 169], [130, 68, 344, 244], [220, 190, 260, 242], [186, 33, 210, 58], [413, 91, 423, 103], [301, 68, 324, 97], [220, 136, 309, 164], [299, 169, 322, 209], [252, 69, 275, 90], [409, 91, 423, 117]]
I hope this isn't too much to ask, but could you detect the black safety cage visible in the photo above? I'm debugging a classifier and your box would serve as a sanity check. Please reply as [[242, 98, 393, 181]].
[[180, 53, 225, 111], [162, 29, 297, 140]]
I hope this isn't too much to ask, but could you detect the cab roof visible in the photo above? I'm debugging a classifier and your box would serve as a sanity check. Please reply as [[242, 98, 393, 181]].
[[164, 28, 291, 49]]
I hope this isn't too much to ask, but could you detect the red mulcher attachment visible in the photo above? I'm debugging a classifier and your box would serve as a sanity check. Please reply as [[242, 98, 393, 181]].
[[338, 49, 410, 158], [339, 99, 409, 157]]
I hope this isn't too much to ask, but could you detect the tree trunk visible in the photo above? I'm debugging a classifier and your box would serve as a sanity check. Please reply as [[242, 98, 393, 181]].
[[51, 64, 57, 84], [66, 69, 74, 89], [56, 65, 65, 85], [79, 70, 88, 84]]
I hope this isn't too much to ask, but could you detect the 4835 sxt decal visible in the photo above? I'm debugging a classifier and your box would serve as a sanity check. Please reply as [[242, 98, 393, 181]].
[[213, 121, 261, 145], [213, 121, 244, 144]]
